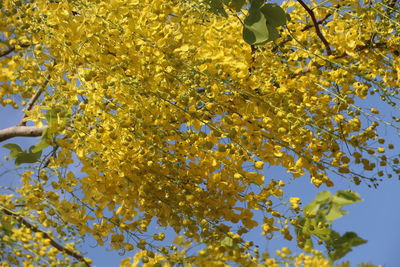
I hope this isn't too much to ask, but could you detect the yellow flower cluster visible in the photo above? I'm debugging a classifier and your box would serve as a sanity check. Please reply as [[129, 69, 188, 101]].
[[1, 0, 399, 265]]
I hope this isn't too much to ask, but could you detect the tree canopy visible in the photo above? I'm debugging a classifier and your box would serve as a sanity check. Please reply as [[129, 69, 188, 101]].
[[1, 0, 399, 266]]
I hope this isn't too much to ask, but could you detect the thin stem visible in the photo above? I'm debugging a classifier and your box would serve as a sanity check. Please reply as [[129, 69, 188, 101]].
[[1, 206, 91, 266], [0, 43, 30, 57], [0, 46, 15, 57], [19, 75, 50, 126], [296, 0, 332, 55]]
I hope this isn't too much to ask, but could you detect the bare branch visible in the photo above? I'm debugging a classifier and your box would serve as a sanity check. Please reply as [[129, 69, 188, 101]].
[[388, 0, 397, 9], [297, 0, 332, 55], [0, 46, 15, 57], [272, 12, 333, 53], [1, 206, 91, 266], [385, 0, 398, 15], [0, 126, 45, 143], [300, 12, 332, 32], [19, 76, 50, 126], [0, 43, 30, 57]]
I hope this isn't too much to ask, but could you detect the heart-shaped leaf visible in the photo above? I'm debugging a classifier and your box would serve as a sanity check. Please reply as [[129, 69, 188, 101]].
[[243, 7, 269, 45], [243, 1, 286, 45], [3, 143, 23, 158], [230, 0, 246, 11], [332, 190, 362, 206], [14, 150, 42, 166], [260, 3, 287, 27], [266, 23, 280, 42], [326, 203, 348, 221], [328, 232, 367, 261], [207, 0, 228, 17]]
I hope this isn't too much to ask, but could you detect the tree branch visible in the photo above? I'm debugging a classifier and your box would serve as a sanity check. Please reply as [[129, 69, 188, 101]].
[[0, 43, 30, 57], [388, 0, 397, 9], [297, 0, 332, 55], [386, 0, 397, 15], [19, 76, 50, 126], [1, 206, 91, 266], [300, 12, 332, 32], [0, 46, 15, 57], [272, 12, 333, 53], [0, 126, 45, 143]]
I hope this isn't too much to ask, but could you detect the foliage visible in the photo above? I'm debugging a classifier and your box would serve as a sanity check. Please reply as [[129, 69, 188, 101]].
[[294, 190, 367, 261], [3, 143, 42, 165], [206, 0, 287, 44], [1, 0, 399, 266]]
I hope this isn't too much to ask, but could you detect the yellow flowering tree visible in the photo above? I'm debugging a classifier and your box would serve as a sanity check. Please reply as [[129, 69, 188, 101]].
[[1, 0, 399, 265]]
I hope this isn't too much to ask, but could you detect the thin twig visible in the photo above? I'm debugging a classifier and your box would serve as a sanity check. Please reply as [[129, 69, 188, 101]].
[[19, 75, 50, 126], [0, 43, 30, 57], [42, 144, 59, 169], [0, 46, 15, 57], [1, 206, 90, 266], [388, 0, 397, 9], [297, 0, 332, 55], [272, 12, 332, 53], [300, 12, 332, 32]]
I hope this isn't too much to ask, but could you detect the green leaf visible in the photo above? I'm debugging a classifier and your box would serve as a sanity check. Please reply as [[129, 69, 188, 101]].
[[328, 232, 367, 261], [303, 190, 331, 214], [31, 138, 50, 153], [1, 216, 14, 235], [326, 191, 362, 221], [207, 0, 228, 17], [311, 225, 333, 241], [266, 23, 279, 42], [249, 0, 264, 10], [326, 203, 348, 221], [296, 190, 365, 261], [260, 4, 286, 27], [45, 107, 71, 124], [230, 0, 246, 11], [303, 238, 314, 252], [14, 149, 42, 166], [45, 109, 58, 124], [221, 236, 234, 247], [2, 143, 23, 158], [332, 190, 362, 206], [243, 7, 269, 45], [314, 190, 332, 202]]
